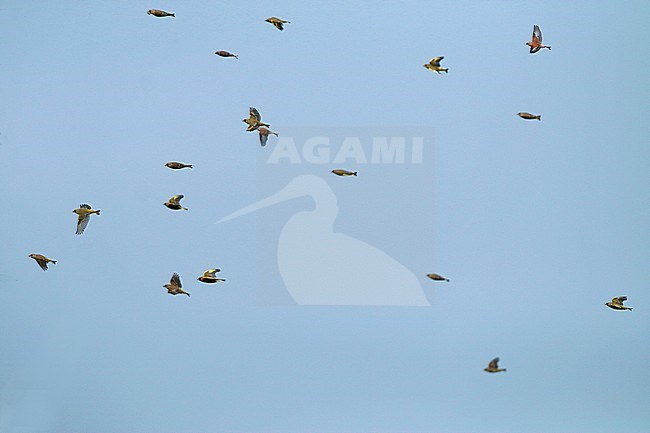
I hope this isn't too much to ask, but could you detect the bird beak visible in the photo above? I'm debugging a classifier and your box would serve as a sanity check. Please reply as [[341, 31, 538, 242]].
[[218, 179, 307, 224]]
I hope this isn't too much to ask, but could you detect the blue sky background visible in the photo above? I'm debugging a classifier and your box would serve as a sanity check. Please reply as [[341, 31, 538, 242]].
[[1, 1, 649, 432]]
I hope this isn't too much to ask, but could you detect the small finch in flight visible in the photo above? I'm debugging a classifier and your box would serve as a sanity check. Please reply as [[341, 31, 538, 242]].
[[197, 269, 226, 284], [331, 169, 357, 177], [265, 17, 290, 31], [29, 254, 57, 271], [165, 162, 193, 170], [164, 195, 188, 211], [73, 204, 100, 235], [526, 25, 551, 54], [605, 296, 633, 311], [164, 273, 190, 296], [258, 127, 278, 147], [215, 51, 238, 59], [426, 273, 450, 282], [424, 56, 448, 74], [484, 357, 506, 373], [517, 112, 542, 121], [147, 9, 175, 18], [243, 107, 270, 132]]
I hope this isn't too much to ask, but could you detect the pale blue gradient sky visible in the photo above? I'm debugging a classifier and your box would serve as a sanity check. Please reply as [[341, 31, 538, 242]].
[[1, 1, 649, 432]]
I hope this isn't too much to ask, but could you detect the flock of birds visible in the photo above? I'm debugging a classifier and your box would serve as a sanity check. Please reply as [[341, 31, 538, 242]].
[[25, 12, 635, 374]]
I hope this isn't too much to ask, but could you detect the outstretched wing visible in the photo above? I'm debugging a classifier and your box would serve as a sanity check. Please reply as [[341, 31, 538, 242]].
[[169, 195, 184, 205], [35, 258, 49, 271], [204, 269, 220, 277], [611, 296, 627, 305], [259, 128, 269, 146], [170, 272, 182, 289], [533, 25, 543, 43], [80, 204, 92, 210], [76, 213, 90, 235], [488, 357, 500, 369], [249, 107, 261, 121]]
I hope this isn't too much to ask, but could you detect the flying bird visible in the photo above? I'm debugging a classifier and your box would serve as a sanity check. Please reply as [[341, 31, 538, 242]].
[[29, 254, 56, 271], [258, 127, 278, 147], [165, 162, 192, 170], [526, 25, 551, 53], [215, 50, 238, 59], [197, 269, 226, 284], [484, 357, 506, 373], [164, 195, 188, 211], [73, 204, 100, 235], [164, 273, 190, 296], [147, 9, 175, 18], [517, 112, 541, 121], [424, 57, 448, 74], [331, 169, 357, 177], [266, 17, 290, 31], [243, 107, 270, 132], [605, 296, 633, 311], [426, 273, 449, 282]]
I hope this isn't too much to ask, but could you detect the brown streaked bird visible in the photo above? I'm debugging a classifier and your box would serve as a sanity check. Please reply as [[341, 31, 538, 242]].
[[331, 169, 357, 177], [526, 25, 551, 54], [243, 107, 270, 132], [426, 273, 449, 282], [265, 17, 290, 31], [424, 56, 448, 74], [164, 195, 188, 211], [73, 204, 100, 235], [484, 357, 506, 373], [258, 127, 278, 147], [517, 112, 541, 121], [606, 296, 633, 311], [147, 9, 175, 18], [215, 50, 238, 59], [165, 161, 192, 170], [29, 254, 56, 271], [197, 269, 226, 284], [164, 273, 190, 296]]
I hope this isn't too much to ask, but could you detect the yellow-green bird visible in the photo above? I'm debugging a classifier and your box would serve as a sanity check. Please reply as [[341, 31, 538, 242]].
[[484, 357, 506, 373], [331, 169, 357, 177], [165, 161, 192, 170], [29, 254, 56, 271], [606, 296, 633, 311], [215, 50, 238, 59], [147, 9, 175, 18], [73, 204, 100, 235], [266, 17, 290, 31], [517, 112, 541, 121], [426, 273, 449, 282], [164, 273, 190, 296], [258, 127, 278, 147], [197, 269, 226, 284], [243, 107, 270, 132], [424, 57, 448, 74], [164, 195, 188, 211]]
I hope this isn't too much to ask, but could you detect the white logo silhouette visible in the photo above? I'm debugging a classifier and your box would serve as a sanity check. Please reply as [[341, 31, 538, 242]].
[[219, 175, 430, 306]]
